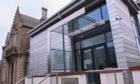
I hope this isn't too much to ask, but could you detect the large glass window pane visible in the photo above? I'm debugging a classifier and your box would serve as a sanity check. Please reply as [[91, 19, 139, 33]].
[[75, 42, 80, 50], [78, 17, 93, 28], [83, 49, 92, 70], [101, 4, 109, 20], [106, 32, 113, 41], [65, 51, 70, 70], [131, 16, 140, 55], [94, 46, 106, 69], [67, 19, 79, 32], [51, 50, 70, 70], [131, 16, 140, 38], [107, 42, 117, 67], [51, 50, 64, 70], [86, 8, 102, 21], [81, 34, 105, 48], [76, 50, 82, 71]]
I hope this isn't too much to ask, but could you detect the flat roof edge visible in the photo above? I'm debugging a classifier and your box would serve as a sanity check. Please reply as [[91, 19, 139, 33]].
[[28, 0, 81, 36]]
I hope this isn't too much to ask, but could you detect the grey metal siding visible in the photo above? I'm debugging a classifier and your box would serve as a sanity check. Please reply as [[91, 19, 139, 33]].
[[29, 30, 48, 75], [107, 0, 140, 68], [28, 8, 85, 75]]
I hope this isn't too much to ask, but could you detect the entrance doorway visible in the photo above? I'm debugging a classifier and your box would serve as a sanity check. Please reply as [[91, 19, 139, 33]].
[[82, 45, 106, 71]]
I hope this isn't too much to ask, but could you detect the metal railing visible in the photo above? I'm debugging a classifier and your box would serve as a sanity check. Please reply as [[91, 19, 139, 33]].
[[38, 73, 58, 84], [15, 68, 129, 84], [15, 76, 30, 84], [15, 73, 59, 84]]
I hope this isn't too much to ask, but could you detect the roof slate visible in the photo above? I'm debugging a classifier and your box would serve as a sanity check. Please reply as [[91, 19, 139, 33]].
[[20, 14, 40, 28]]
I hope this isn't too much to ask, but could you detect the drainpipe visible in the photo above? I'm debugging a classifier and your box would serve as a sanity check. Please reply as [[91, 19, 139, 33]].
[[114, 73, 118, 84]]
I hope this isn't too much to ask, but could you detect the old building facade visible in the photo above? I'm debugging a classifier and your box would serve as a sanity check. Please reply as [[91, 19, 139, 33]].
[[0, 8, 39, 84]]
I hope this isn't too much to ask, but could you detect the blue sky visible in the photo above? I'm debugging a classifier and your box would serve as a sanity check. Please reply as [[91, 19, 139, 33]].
[[0, 0, 71, 59]]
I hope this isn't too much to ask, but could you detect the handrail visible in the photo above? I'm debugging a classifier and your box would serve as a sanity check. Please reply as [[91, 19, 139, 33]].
[[15, 76, 30, 84], [38, 73, 58, 84]]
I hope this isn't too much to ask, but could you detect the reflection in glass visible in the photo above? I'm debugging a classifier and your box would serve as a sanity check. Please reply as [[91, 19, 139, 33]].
[[67, 19, 79, 32], [81, 34, 105, 48], [86, 8, 102, 21], [67, 4, 109, 33], [76, 50, 82, 71], [83, 49, 92, 70], [94, 46, 106, 69], [51, 25, 71, 71], [75, 42, 80, 50], [101, 4, 109, 20], [51, 50, 70, 70], [51, 50, 64, 70], [65, 51, 70, 69], [106, 32, 113, 41], [107, 42, 117, 67], [131, 16, 140, 55], [78, 17, 93, 28]]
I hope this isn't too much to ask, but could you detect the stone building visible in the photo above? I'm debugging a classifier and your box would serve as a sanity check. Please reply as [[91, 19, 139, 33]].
[[0, 7, 39, 84]]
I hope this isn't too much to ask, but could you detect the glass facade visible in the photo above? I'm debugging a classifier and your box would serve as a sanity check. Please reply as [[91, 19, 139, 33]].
[[50, 2, 116, 84], [67, 4, 109, 33], [83, 49, 93, 70], [131, 15, 140, 55], [74, 31, 117, 71], [51, 26, 71, 71], [86, 8, 102, 22], [51, 49, 70, 70], [80, 34, 105, 48], [101, 5, 109, 20], [50, 3, 116, 72]]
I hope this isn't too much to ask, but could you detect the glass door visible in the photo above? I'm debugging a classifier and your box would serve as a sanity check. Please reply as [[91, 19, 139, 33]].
[[82, 49, 93, 70], [94, 45, 106, 69]]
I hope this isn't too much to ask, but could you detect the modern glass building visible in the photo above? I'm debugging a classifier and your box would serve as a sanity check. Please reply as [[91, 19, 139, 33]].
[[28, 0, 140, 84]]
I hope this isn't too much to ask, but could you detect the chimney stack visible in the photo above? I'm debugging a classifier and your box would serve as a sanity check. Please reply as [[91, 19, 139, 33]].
[[40, 7, 48, 22]]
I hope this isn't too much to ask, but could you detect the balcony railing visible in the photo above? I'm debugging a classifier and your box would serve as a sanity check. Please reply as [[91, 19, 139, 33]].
[[5, 47, 17, 57]]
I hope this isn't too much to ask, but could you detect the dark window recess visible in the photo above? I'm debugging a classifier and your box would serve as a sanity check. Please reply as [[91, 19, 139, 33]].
[[131, 15, 140, 55], [87, 73, 101, 84], [75, 50, 82, 71], [107, 41, 117, 67], [106, 31, 113, 41], [94, 45, 106, 69], [74, 31, 117, 71]]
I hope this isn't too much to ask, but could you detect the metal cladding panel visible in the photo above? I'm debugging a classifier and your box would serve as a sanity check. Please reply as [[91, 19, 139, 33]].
[[29, 30, 48, 75], [107, 0, 140, 68]]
